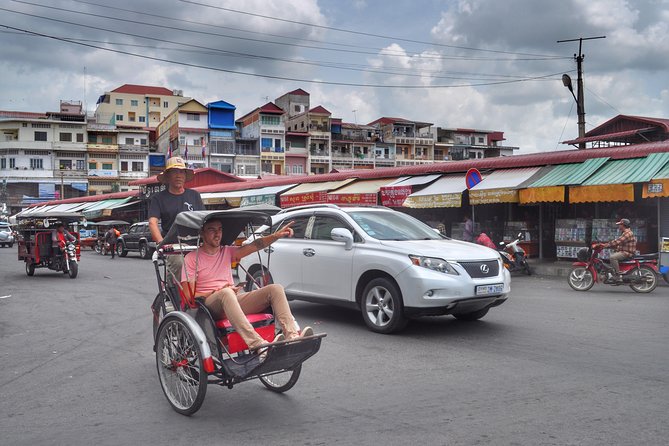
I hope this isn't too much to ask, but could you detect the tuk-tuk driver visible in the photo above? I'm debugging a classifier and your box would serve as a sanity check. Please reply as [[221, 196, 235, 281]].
[[52, 223, 76, 255]]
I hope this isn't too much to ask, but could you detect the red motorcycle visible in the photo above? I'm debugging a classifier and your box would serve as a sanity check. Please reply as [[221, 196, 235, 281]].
[[568, 244, 658, 293]]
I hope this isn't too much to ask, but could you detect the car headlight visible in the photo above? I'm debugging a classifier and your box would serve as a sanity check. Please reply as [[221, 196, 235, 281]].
[[409, 255, 459, 275]]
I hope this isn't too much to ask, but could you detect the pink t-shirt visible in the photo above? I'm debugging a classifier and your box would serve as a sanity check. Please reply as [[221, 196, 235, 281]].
[[181, 246, 239, 293]]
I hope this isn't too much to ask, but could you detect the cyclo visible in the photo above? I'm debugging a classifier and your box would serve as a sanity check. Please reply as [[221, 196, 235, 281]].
[[151, 205, 325, 416], [16, 211, 82, 278]]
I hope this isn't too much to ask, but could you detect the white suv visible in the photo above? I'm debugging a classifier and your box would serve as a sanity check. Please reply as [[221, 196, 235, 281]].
[[239, 204, 511, 333]]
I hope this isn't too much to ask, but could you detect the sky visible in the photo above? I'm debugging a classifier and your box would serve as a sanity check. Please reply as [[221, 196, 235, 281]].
[[1, 0, 668, 154]]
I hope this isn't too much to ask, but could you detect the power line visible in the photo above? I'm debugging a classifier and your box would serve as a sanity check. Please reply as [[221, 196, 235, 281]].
[[0, 23, 570, 89], [179, 0, 565, 59]]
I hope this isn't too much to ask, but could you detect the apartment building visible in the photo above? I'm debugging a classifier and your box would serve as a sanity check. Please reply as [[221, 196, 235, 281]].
[[94, 84, 190, 131], [434, 128, 517, 160], [155, 99, 208, 169], [235, 102, 285, 176], [207, 100, 241, 174], [368, 117, 435, 167]]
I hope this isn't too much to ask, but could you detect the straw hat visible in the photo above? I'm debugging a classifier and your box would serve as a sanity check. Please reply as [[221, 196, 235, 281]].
[[157, 156, 194, 184]]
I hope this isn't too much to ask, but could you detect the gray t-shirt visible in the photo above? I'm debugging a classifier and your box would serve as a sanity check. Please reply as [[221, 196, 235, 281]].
[[148, 189, 204, 236]]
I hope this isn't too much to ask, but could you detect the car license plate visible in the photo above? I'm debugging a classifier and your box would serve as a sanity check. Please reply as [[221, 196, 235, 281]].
[[475, 284, 504, 295]]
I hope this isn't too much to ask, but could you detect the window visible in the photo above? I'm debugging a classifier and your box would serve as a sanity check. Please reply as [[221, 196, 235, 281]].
[[310, 216, 348, 240], [89, 134, 97, 143], [125, 137, 134, 145], [291, 164, 303, 174], [294, 105, 300, 113], [102, 136, 113, 144], [131, 100, 138, 106], [76, 133, 84, 142], [261, 115, 280, 126], [261, 138, 272, 148], [186, 113, 200, 121], [59, 133, 72, 142], [274, 139, 282, 150], [76, 159, 85, 170], [132, 161, 143, 171], [102, 163, 113, 170], [280, 216, 310, 239], [0, 158, 5, 169], [478, 137, 484, 144], [163, 101, 169, 108], [116, 114, 124, 121], [59, 160, 72, 169], [34, 131, 47, 141], [115, 99, 123, 105], [89, 162, 97, 169], [140, 138, 147, 145], [30, 158, 43, 169], [121, 161, 128, 171], [139, 116, 146, 123], [31, 123, 50, 128], [179, 135, 186, 146]]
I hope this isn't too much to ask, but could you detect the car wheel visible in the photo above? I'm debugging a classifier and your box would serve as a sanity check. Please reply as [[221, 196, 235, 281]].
[[361, 278, 407, 334], [9, 242, 13, 248], [117, 242, 127, 257], [245, 268, 273, 291], [139, 243, 150, 259], [453, 308, 489, 321], [26, 262, 35, 276]]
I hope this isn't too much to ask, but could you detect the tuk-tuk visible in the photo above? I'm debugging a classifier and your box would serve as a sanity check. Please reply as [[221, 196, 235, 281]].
[[16, 211, 84, 278]]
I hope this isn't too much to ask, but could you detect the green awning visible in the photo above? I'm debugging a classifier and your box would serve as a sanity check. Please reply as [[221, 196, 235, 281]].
[[583, 152, 669, 185], [527, 157, 609, 187], [82, 198, 132, 218], [651, 159, 669, 179]]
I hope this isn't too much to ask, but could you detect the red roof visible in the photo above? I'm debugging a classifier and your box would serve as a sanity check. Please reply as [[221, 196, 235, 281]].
[[309, 105, 331, 115], [0, 110, 47, 119], [259, 102, 285, 115], [111, 84, 175, 96], [128, 168, 245, 186], [287, 88, 310, 96], [194, 141, 669, 195]]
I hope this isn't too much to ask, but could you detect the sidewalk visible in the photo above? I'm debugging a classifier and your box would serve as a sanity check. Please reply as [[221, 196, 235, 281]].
[[527, 259, 574, 277]]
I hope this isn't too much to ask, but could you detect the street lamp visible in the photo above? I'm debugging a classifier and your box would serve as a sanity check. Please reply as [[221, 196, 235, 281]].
[[561, 73, 585, 150]]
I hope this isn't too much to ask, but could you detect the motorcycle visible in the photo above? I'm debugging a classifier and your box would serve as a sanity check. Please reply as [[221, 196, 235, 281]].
[[498, 232, 531, 275], [568, 244, 657, 293], [59, 241, 79, 278]]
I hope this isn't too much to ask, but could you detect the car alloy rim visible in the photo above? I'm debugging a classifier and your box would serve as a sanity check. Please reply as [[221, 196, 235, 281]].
[[365, 286, 394, 327]]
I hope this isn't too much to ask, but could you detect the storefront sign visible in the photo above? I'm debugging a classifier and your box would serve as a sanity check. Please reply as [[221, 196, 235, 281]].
[[280, 191, 328, 208], [241, 194, 275, 207], [380, 185, 412, 207], [469, 188, 519, 205], [648, 183, 663, 193], [403, 193, 462, 208], [327, 193, 378, 206]]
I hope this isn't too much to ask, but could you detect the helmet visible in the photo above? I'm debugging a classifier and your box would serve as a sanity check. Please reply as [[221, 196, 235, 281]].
[[576, 247, 591, 262]]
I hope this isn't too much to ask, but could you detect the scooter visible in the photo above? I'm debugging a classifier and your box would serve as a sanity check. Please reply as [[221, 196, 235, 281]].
[[498, 232, 531, 275], [568, 244, 657, 293]]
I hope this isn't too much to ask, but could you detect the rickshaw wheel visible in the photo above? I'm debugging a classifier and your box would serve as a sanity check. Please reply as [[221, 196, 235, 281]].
[[68, 262, 78, 279], [25, 262, 35, 276], [156, 317, 207, 416], [259, 364, 301, 393]]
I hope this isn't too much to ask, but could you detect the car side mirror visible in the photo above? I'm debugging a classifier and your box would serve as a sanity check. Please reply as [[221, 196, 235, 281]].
[[331, 228, 354, 250]]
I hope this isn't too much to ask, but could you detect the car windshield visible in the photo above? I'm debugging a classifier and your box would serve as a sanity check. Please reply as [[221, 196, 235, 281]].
[[348, 210, 445, 241]]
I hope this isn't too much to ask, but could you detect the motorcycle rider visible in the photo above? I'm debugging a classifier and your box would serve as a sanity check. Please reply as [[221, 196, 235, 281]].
[[602, 218, 636, 282], [52, 222, 76, 258]]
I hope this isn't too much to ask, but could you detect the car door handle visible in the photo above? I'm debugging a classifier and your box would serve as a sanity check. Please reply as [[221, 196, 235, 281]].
[[303, 248, 315, 257], [263, 246, 274, 253]]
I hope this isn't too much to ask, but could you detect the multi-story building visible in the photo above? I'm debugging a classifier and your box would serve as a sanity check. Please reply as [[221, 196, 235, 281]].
[[155, 99, 208, 169], [207, 100, 240, 174], [94, 84, 190, 132], [0, 102, 89, 213], [274, 88, 310, 119], [235, 102, 285, 176], [435, 128, 517, 160], [330, 122, 384, 170], [283, 105, 332, 175], [368, 117, 435, 167]]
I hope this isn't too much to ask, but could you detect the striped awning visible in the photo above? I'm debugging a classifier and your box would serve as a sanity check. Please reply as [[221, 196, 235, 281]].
[[403, 174, 468, 208], [469, 167, 542, 205]]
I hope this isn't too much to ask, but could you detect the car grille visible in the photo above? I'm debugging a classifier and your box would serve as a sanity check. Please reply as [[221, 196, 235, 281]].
[[459, 260, 499, 278]]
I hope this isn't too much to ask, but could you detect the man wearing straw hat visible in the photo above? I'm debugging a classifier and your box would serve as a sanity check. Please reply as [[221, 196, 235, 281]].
[[148, 156, 204, 280]]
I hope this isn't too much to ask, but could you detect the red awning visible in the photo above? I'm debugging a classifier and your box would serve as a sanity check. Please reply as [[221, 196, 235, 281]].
[[562, 127, 655, 144]]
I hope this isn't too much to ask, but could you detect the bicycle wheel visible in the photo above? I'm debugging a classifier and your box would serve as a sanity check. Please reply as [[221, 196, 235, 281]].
[[155, 317, 207, 416], [259, 364, 301, 393]]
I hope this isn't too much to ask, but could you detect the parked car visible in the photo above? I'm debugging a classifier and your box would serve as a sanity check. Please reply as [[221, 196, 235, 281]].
[[238, 204, 511, 333], [116, 221, 156, 259], [0, 222, 15, 248]]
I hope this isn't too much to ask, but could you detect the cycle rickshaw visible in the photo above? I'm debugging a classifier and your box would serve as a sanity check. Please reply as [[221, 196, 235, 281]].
[[150, 205, 325, 416]]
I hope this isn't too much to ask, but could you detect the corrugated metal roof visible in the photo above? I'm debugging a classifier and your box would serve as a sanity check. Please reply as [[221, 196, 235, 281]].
[[583, 152, 669, 185], [328, 178, 394, 195], [652, 161, 669, 179], [528, 157, 609, 187], [407, 174, 468, 197], [469, 167, 541, 191]]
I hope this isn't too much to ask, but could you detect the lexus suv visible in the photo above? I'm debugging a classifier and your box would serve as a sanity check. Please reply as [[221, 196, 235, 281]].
[[0, 222, 15, 248], [116, 221, 156, 259], [238, 204, 510, 333]]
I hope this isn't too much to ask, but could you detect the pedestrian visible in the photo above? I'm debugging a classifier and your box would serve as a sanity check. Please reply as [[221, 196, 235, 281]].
[[463, 213, 474, 242], [105, 226, 119, 259], [475, 232, 496, 249], [148, 156, 204, 280]]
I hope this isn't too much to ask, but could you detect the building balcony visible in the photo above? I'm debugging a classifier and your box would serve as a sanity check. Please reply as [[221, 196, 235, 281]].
[[331, 152, 353, 159], [260, 152, 285, 162], [119, 171, 148, 179], [2, 168, 53, 179], [395, 158, 434, 166], [0, 141, 51, 151], [54, 168, 88, 178], [118, 144, 148, 153], [310, 155, 330, 164], [87, 143, 118, 153], [335, 134, 376, 143], [53, 142, 87, 151]]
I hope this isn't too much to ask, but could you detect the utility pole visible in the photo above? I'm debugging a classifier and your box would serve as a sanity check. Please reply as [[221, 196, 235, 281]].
[[557, 36, 606, 149]]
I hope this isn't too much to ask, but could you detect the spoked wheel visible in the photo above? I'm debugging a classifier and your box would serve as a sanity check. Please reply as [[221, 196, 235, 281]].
[[25, 262, 35, 276], [361, 278, 407, 334], [629, 266, 657, 293], [68, 261, 78, 279], [94, 243, 101, 254], [259, 364, 301, 393], [156, 317, 207, 416], [568, 267, 594, 291]]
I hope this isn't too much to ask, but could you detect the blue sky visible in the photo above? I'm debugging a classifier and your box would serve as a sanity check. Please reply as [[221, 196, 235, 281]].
[[1, 0, 668, 153]]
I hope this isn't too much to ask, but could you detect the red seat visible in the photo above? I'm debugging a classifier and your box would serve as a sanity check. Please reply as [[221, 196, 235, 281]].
[[216, 313, 275, 354]]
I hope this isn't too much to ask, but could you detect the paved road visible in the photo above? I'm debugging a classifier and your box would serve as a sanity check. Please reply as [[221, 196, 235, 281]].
[[1, 247, 668, 445]]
